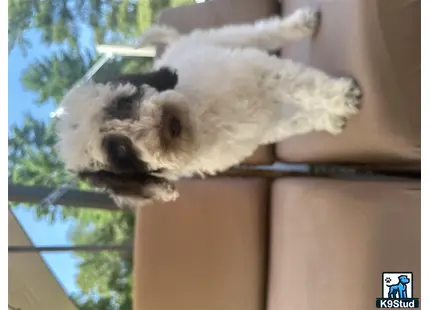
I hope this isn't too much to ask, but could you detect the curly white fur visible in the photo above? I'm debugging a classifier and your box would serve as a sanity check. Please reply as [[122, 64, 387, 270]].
[[137, 8, 361, 175], [56, 8, 362, 206]]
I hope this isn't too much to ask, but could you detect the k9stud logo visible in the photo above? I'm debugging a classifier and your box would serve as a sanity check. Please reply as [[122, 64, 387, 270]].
[[376, 272, 419, 308]]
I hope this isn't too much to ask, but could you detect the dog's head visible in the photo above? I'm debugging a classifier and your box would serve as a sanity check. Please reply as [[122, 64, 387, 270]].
[[56, 67, 198, 208], [398, 275, 410, 285]]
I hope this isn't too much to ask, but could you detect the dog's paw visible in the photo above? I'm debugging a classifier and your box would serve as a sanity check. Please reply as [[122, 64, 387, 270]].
[[156, 66, 179, 88], [285, 7, 321, 37], [337, 77, 362, 114], [326, 76, 362, 117], [319, 114, 347, 135], [158, 66, 178, 76], [110, 180, 179, 210], [344, 77, 363, 108], [156, 181, 180, 202]]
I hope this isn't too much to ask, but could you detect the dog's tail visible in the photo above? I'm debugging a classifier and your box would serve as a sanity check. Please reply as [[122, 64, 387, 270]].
[[135, 25, 181, 47]]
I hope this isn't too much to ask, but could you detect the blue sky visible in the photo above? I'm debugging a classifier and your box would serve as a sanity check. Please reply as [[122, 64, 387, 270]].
[[9, 28, 93, 296]]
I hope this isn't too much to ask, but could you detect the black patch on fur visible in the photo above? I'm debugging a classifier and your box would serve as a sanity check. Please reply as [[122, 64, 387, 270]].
[[158, 102, 193, 154], [161, 105, 182, 142], [101, 67, 178, 92], [102, 67, 179, 120], [102, 134, 153, 174], [78, 134, 173, 205], [104, 90, 143, 120], [78, 170, 168, 199]]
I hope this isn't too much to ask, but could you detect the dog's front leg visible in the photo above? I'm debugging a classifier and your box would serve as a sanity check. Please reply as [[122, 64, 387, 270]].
[[189, 7, 320, 51], [263, 59, 362, 140], [289, 67, 362, 135]]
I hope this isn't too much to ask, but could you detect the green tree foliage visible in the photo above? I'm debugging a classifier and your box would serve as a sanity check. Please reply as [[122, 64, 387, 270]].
[[8, 0, 196, 309], [20, 50, 93, 105], [9, 0, 156, 54], [8, 0, 195, 54], [67, 210, 135, 310], [9, 114, 60, 186], [8, 0, 80, 53], [20, 49, 153, 106]]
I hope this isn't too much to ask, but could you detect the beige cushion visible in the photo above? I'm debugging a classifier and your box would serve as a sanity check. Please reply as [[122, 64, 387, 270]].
[[133, 178, 269, 310], [158, 0, 280, 33], [277, 0, 420, 166], [268, 178, 420, 310], [157, 0, 279, 165]]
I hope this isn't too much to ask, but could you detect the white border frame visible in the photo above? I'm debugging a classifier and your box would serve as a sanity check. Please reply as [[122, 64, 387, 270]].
[[421, 0, 427, 308], [4, 0, 10, 306], [4, 0, 425, 308]]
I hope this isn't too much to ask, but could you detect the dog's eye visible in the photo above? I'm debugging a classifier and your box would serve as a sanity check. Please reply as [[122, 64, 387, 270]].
[[117, 96, 134, 110], [116, 97, 135, 117], [161, 108, 182, 141], [105, 95, 137, 120], [169, 116, 182, 138]]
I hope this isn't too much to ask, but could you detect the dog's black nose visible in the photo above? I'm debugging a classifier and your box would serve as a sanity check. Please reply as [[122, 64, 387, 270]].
[[102, 134, 150, 174], [104, 135, 129, 158]]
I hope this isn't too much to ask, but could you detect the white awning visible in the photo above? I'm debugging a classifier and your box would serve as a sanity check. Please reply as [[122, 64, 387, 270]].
[[8, 209, 77, 310]]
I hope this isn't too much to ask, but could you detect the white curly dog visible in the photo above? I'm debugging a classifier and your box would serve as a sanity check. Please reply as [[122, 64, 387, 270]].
[[56, 7, 361, 208]]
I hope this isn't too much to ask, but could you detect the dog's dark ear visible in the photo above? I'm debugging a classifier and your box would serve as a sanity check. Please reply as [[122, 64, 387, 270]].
[[77, 170, 179, 209], [98, 67, 178, 92]]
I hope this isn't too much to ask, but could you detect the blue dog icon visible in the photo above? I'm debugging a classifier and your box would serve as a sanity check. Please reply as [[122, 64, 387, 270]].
[[387, 275, 410, 298]]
